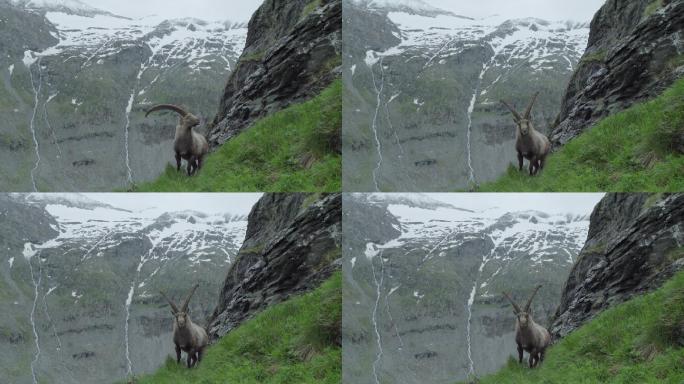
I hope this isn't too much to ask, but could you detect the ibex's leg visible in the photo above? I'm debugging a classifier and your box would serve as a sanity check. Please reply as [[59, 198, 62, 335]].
[[175, 153, 182, 172], [517, 344, 523, 364], [197, 156, 204, 171], [186, 351, 193, 368], [175, 344, 181, 364], [528, 351, 535, 368], [539, 349, 546, 364], [186, 156, 195, 176], [538, 156, 546, 172], [517, 152, 524, 172], [197, 348, 204, 363], [529, 157, 536, 176]]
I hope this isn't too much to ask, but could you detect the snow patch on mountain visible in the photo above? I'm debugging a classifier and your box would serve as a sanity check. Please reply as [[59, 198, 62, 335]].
[[362, 6, 590, 75], [29, 11, 247, 73], [353, 0, 459, 17], [363, 198, 590, 269]]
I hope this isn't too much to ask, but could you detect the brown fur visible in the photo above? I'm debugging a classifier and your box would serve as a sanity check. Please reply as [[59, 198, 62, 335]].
[[501, 93, 551, 176], [146, 104, 209, 176], [503, 285, 552, 368], [160, 284, 209, 368]]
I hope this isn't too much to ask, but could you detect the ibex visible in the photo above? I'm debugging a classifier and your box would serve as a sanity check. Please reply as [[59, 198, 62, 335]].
[[160, 284, 208, 368], [500, 93, 551, 176], [502, 285, 551, 368], [146, 104, 209, 176]]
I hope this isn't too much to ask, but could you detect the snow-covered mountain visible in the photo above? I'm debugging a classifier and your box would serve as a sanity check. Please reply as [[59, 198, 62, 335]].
[[342, 194, 591, 383], [343, 0, 590, 191], [353, 0, 459, 17], [12, 0, 123, 17], [0, 194, 248, 383], [355, 192, 471, 211], [0, 0, 247, 191]]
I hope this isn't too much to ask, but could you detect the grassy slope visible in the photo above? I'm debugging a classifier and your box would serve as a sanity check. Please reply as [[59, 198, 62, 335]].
[[463, 271, 684, 384], [134, 80, 341, 192], [133, 272, 341, 384], [477, 77, 684, 192]]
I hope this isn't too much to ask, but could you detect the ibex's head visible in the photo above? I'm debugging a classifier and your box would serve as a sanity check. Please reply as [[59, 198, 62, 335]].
[[501, 93, 539, 136], [503, 285, 542, 329], [146, 104, 200, 129], [160, 284, 199, 329]]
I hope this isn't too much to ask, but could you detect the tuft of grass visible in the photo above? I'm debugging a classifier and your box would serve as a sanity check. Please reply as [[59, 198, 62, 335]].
[[477, 77, 684, 192], [241, 50, 265, 63], [581, 50, 606, 63], [133, 80, 341, 192], [644, 0, 664, 18], [459, 271, 684, 384], [300, 0, 322, 20], [131, 272, 341, 384]]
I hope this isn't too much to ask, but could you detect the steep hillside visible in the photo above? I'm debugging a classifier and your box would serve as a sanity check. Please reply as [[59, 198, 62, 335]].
[[0, 194, 248, 383], [209, 193, 342, 339], [342, 194, 591, 383], [0, 0, 246, 191], [135, 273, 341, 384], [552, 193, 684, 338], [135, 193, 343, 383], [478, 0, 684, 192], [343, 0, 589, 191], [463, 271, 684, 384], [464, 193, 684, 383], [477, 77, 684, 192], [133, 80, 342, 192]]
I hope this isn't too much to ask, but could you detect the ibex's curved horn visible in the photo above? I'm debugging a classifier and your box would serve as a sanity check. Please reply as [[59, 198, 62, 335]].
[[524, 285, 542, 312], [145, 104, 189, 118], [502, 291, 522, 314], [160, 291, 179, 314], [181, 284, 199, 312], [524, 92, 539, 119], [500, 100, 522, 122]]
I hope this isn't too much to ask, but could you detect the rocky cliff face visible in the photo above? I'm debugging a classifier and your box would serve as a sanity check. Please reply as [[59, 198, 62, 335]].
[[343, 0, 589, 191], [551, 0, 684, 146], [551, 193, 684, 339], [342, 194, 591, 383], [208, 193, 342, 340], [208, 0, 342, 148], [0, 194, 248, 383], [0, 1, 246, 191]]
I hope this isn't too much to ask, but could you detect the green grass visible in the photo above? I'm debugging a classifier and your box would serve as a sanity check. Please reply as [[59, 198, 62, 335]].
[[133, 80, 341, 192], [132, 272, 341, 384], [580, 50, 606, 64], [644, 0, 664, 18], [477, 77, 684, 192], [460, 271, 684, 384], [300, 0, 322, 20]]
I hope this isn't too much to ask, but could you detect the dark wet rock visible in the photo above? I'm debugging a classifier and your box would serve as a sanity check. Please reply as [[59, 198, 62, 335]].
[[552, 0, 684, 146], [208, 193, 342, 340], [551, 193, 684, 339], [208, 0, 342, 147]]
